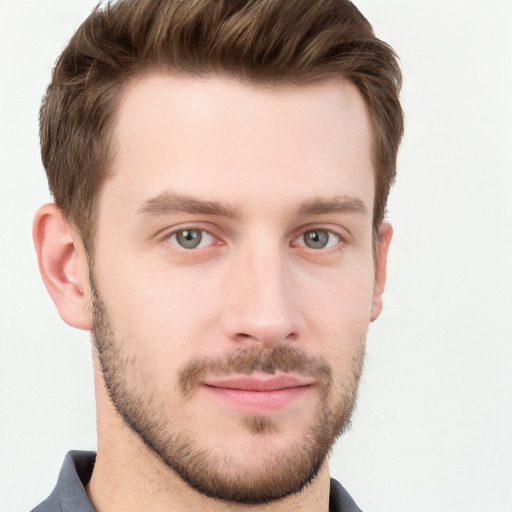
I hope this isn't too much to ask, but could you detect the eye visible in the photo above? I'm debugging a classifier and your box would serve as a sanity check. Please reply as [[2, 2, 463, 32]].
[[296, 229, 341, 250], [168, 228, 215, 249]]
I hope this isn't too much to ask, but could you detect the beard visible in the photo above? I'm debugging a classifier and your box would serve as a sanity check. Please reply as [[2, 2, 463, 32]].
[[90, 272, 365, 505]]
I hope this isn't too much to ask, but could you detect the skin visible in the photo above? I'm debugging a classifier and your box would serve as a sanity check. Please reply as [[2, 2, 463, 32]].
[[33, 74, 392, 512]]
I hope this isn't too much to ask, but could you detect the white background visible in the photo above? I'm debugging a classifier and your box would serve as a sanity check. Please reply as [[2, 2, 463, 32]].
[[1, 1, 511, 511]]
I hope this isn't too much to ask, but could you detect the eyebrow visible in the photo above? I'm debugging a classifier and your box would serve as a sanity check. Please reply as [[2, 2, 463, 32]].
[[137, 192, 368, 220], [137, 192, 241, 219], [296, 196, 369, 217]]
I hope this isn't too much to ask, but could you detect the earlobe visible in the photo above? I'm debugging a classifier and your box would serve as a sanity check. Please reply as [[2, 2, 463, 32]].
[[371, 222, 393, 322], [33, 203, 92, 330]]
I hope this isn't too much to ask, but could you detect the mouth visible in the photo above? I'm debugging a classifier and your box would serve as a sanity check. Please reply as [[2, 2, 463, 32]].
[[200, 374, 316, 414]]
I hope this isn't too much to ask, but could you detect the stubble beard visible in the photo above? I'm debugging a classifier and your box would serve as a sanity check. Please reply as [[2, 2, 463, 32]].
[[90, 273, 365, 505]]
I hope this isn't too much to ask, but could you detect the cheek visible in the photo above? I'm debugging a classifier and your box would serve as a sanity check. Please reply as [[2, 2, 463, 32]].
[[98, 259, 223, 355], [297, 263, 373, 373], [299, 262, 375, 327]]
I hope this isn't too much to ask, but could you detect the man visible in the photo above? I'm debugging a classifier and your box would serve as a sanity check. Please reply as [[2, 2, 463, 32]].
[[31, 0, 403, 510]]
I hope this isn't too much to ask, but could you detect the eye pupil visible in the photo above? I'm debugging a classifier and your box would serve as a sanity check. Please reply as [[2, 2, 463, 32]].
[[304, 230, 329, 249], [176, 229, 202, 249]]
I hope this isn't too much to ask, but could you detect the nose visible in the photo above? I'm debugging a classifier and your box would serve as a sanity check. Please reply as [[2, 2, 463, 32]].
[[221, 243, 302, 349]]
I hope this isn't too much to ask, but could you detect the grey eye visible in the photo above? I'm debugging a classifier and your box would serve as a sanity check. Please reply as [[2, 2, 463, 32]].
[[300, 229, 340, 249], [170, 229, 214, 249]]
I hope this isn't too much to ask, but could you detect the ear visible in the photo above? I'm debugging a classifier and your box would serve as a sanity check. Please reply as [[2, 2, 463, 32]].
[[371, 222, 393, 321], [33, 203, 92, 330]]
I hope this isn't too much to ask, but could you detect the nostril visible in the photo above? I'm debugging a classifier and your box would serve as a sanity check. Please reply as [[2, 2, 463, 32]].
[[233, 330, 298, 346]]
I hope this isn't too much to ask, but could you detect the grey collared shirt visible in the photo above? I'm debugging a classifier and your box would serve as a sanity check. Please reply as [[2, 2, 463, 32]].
[[31, 451, 362, 512]]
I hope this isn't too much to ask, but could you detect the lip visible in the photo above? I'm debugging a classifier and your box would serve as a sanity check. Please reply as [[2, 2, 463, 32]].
[[200, 374, 315, 414]]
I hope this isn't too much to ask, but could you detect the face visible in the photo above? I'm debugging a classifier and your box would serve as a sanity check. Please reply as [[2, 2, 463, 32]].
[[90, 74, 386, 504]]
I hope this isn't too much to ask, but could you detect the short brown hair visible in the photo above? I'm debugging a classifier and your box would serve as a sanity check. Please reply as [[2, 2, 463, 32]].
[[40, 0, 403, 251]]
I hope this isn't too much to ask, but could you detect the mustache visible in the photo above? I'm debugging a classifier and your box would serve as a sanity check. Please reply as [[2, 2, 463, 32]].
[[179, 345, 332, 398]]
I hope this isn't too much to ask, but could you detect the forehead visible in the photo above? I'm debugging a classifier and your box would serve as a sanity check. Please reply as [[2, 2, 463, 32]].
[[103, 73, 375, 219]]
